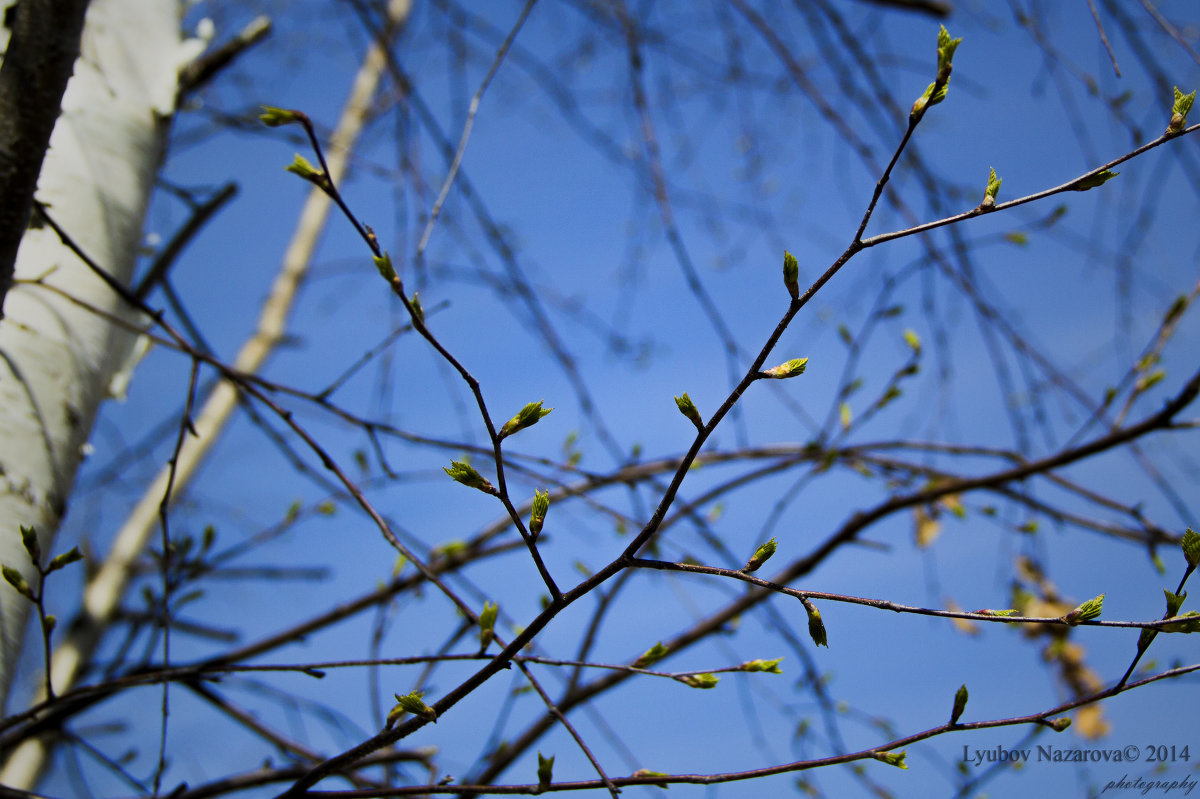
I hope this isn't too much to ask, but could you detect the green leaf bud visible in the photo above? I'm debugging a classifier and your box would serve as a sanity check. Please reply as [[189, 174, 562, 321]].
[[803, 598, 828, 647], [1134, 369, 1166, 394], [1, 565, 33, 600], [982, 167, 1002, 209], [1183, 528, 1200, 568], [950, 684, 968, 724], [676, 672, 719, 689], [1163, 295, 1188, 327], [873, 750, 908, 769], [390, 690, 437, 725], [1164, 588, 1186, 618], [478, 601, 499, 651], [443, 460, 496, 494], [631, 770, 670, 788], [410, 292, 425, 325], [499, 401, 553, 439], [373, 252, 397, 282], [47, 546, 84, 574], [1168, 87, 1195, 133], [19, 526, 39, 565], [783, 250, 800, 300], [936, 25, 962, 78], [910, 26, 961, 121], [740, 658, 784, 674], [537, 752, 554, 793], [762, 357, 808, 379], [1045, 717, 1072, 732], [530, 489, 550, 537], [742, 537, 777, 573], [1063, 593, 1105, 625], [1072, 170, 1119, 191], [674, 392, 704, 429], [284, 154, 323, 183], [634, 641, 670, 669], [902, 329, 922, 353], [259, 106, 307, 127]]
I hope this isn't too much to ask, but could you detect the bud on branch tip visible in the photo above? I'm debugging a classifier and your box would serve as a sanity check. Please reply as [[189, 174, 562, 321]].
[[499, 401, 553, 439], [259, 106, 307, 127], [1182, 528, 1200, 569], [674, 392, 704, 429], [911, 25, 961, 120]]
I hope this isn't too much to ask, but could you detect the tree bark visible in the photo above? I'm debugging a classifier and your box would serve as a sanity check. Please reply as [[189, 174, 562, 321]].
[[0, 0, 91, 315], [0, 0, 192, 719]]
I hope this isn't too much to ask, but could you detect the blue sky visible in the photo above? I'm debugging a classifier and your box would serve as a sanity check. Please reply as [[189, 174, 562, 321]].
[[24, 1, 1200, 797]]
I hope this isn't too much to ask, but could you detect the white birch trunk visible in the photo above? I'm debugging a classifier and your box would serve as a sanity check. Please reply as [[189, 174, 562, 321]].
[[0, 0, 194, 712]]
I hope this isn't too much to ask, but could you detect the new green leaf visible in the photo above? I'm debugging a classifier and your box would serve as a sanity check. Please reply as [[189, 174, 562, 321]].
[[936, 25, 961, 76], [676, 672, 719, 689], [530, 489, 549, 536], [285, 154, 322, 183], [500, 400, 553, 439], [674, 392, 703, 429], [259, 106, 306, 127], [389, 690, 437, 725], [873, 750, 908, 769], [634, 641, 670, 668], [982, 167, 1002, 209], [762, 358, 808, 379], [910, 25, 961, 119], [537, 752, 554, 793], [1168, 87, 1195, 133], [443, 460, 496, 494], [1181, 528, 1200, 568], [1064, 593, 1105, 625], [740, 658, 784, 674], [742, 537, 777, 573]]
